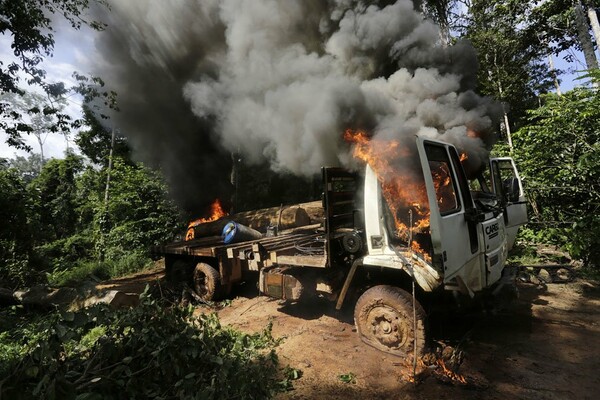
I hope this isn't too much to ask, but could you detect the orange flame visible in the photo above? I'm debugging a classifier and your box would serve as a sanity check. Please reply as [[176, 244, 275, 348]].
[[185, 199, 228, 241], [435, 359, 468, 384], [344, 129, 431, 259], [401, 358, 468, 385]]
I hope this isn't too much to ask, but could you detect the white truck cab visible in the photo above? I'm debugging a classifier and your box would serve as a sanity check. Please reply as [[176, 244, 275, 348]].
[[360, 137, 527, 297], [352, 137, 527, 357]]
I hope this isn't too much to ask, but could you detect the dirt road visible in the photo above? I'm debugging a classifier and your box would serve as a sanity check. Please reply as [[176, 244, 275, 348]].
[[214, 279, 600, 400], [101, 265, 600, 399]]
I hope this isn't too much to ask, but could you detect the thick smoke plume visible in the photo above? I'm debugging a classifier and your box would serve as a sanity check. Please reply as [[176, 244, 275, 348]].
[[91, 0, 500, 211]]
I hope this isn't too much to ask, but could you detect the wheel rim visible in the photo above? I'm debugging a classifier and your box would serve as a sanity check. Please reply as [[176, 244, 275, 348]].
[[365, 305, 409, 350]]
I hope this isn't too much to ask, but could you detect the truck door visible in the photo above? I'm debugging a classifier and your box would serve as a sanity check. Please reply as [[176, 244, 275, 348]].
[[416, 138, 480, 287], [489, 158, 528, 250]]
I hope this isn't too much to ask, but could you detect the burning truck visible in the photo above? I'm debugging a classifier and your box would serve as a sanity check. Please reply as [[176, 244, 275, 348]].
[[152, 132, 527, 359]]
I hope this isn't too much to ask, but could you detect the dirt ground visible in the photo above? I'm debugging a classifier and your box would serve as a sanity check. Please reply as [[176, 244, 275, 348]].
[[101, 266, 600, 399], [214, 278, 600, 400]]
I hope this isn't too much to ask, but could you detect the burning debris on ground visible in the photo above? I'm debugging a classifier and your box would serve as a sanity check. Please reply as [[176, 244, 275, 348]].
[[397, 342, 490, 390]]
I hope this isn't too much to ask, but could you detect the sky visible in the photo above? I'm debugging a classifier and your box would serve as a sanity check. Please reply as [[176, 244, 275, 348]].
[[0, 5, 593, 162], [0, 21, 96, 160]]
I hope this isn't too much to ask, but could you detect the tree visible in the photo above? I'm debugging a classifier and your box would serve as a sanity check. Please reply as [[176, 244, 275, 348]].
[[0, 0, 107, 150], [529, 0, 600, 71], [75, 106, 131, 167], [420, 0, 458, 46], [462, 0, 554, 147], [513, 81, 600, 268], [574, 0, 599, 70], [28, 154, 85, 244], [588, 0, 600, 50], [0, 169, 39, 288], [7, 153, 45, 184], [101, 159, 182, 261], [0, 91, 67, 164]]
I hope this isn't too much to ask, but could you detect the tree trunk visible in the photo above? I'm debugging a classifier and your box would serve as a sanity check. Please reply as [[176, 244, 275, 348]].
[[587, 2, 600, 55], [548, 51, 562, 96], [104, 127, 116, 206], [574, 1, 599, 70], [421, 0, 452, 47], [34, 132, 45, 172], [0, 286, 78, 308], [503, 109, 513, 152]]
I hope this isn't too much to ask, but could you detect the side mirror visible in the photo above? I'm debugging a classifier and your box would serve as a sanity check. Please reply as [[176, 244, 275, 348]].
[[502, 177, 520, 203]]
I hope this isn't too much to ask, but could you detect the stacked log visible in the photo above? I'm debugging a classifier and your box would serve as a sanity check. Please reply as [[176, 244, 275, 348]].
[[188, 200, 323, 239]]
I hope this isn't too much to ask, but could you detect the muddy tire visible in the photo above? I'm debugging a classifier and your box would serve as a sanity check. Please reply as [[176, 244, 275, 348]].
[[193, 263, 222, 301], [354, 285, 426, 358]]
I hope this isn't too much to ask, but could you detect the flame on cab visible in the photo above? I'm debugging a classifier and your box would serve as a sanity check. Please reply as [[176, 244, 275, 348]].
[[185, 199, 228, 241], [344, 129, 471, 263], [344, 129, 431, 259]]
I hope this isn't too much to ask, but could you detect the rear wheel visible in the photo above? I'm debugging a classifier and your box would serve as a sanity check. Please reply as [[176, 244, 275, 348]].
[[193, 263, 222, 301], [354, 285, 426, 358]]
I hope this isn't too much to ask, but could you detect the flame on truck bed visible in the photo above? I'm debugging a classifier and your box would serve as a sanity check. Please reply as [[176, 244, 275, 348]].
[[185, 199, 228, 240]]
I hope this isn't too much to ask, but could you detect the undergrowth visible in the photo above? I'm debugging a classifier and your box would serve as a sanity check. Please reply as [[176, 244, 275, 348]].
[[0, 293, 283, 399], [47, 252, 152, 287]]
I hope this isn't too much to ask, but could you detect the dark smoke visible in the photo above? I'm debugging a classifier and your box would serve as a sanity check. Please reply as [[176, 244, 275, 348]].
[[90, 0, 500, 211]]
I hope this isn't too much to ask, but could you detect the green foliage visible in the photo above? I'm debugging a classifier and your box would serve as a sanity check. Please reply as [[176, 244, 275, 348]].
[[57, 156, 180, 280], [513, 86, 600, 268], [462, 0, 553, 130], [0, 169, 44, 288], [38, 234, 96, 272], [75, 106, 130, 167], [47, 252, 151, 287], [6, 153, 45, 183], [0, 0, 108, 149], [0, 297, 282, 399], [0, 91, 68, 154], [101, 159, 183, 261], [28, 154, 85, 244], [338, 372, 356, 384], [276, 366, 303, 392], [1, 145, 182, 287], [529, 0, 600, 60]]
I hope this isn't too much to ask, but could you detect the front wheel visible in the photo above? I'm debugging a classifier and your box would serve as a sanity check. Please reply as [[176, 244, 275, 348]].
[[354, 285, 426, 358], [193, 263, 222, 301]]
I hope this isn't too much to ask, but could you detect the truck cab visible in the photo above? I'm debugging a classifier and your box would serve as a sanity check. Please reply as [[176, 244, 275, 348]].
[[351, 137, 527, 357], [358, 137, 527, 297]]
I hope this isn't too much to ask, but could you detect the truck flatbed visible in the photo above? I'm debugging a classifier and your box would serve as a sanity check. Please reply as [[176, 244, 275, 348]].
[[153, 224, 329, 283]]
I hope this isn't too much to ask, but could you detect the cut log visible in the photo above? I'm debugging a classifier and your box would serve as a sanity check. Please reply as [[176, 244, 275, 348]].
[[0, 285, 78, 307], [0, 285, 139, 309], [79, 290, 140, 308], [188, 200, 323, 238]]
